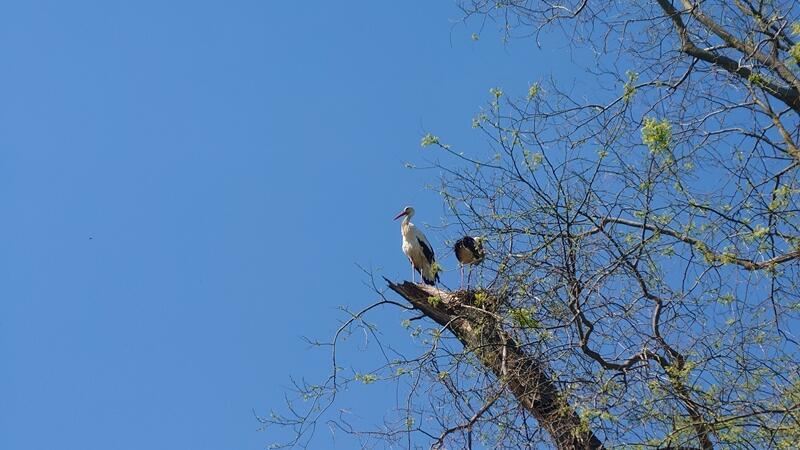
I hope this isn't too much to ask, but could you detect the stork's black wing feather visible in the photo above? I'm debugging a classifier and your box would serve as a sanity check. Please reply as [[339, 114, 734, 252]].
[[454, 236, 485, 264], [463, 236, 478, 253], [454, 238, 467, 263], [417, 237, 435, 264]]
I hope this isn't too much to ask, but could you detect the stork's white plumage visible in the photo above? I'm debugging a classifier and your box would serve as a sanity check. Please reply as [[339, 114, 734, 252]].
[[394, 206, 439, 285]]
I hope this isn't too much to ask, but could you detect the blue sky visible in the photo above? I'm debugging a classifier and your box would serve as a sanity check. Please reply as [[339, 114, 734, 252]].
[[0, 2, 576, 448]]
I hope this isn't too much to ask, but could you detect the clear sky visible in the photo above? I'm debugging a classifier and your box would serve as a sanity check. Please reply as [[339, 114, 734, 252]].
[[0, 1, 576, 449]]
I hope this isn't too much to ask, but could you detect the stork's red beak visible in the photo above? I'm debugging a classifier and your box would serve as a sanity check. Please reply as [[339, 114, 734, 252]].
[[393, 211, 407, 220]]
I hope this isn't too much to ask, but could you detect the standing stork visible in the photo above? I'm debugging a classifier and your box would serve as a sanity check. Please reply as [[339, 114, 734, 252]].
[[394, 206, 439, 285], [454, 236, 485, 289]]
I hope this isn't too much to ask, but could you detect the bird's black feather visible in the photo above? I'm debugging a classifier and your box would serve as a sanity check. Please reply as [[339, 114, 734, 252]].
[[454, 236, 485, 265], [416, 237, 439, 285], [417, 237, 435, 264], [421, 272, 438, 285]]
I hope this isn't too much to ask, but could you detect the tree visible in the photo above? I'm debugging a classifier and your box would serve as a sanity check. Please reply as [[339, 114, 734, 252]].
[[267, 1, 800, 448]]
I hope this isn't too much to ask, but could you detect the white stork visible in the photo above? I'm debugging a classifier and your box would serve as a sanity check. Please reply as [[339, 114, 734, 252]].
[[394, 206, 439, 285], [454, 236, 485, 289]]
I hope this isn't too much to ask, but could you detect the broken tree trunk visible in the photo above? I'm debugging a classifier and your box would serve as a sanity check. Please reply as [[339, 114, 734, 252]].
[[386, 280, 604, 450]]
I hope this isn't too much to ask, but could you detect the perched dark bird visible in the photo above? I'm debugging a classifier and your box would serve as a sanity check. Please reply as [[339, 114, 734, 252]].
[[454, 236, 485, 289], [394, 206, 439, 285]]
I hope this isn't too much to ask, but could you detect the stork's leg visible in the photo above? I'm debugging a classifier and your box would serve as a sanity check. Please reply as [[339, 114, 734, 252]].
[[410, 261, 416, 283], [466, 266, 472, 289], [460, 264, 464, 290]]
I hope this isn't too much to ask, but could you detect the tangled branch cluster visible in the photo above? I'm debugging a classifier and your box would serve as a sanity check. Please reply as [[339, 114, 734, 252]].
[[270, 2, 800, 449]]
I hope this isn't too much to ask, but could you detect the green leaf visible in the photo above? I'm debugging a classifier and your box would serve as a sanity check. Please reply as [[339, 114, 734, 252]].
[[420, 133, 439, 147], [641, 117, 672, 155]]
